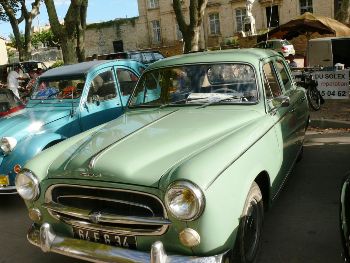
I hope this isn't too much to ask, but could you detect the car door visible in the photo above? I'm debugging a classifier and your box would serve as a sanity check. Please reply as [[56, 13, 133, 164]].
[[274, 58, 308, 150], [79, 68, 123, 131], [262, 59, 298, 197]]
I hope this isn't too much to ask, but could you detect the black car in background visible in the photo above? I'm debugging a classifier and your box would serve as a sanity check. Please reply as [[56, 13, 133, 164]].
[[90, 50, 165, 66]]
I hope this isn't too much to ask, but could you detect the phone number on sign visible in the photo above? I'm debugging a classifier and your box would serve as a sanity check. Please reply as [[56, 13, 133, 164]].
[[320, 90, 347, 97]]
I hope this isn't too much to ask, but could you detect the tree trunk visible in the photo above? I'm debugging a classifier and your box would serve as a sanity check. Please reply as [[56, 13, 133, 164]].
[[336, 0, 350, 24], [173, 0, 208, 54], [44, 0, 88, 64], [61, 38, 78, 64], [1, 0, 40, 61]]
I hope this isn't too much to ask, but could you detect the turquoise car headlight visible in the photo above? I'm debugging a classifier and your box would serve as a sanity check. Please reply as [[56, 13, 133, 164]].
[[15, 169, 40, 201], [0, 137, 17, 154], [165, 181, 205, 221]]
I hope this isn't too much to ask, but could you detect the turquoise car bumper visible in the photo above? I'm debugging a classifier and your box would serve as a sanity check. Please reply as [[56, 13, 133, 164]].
[[28, 223, 227, 263]]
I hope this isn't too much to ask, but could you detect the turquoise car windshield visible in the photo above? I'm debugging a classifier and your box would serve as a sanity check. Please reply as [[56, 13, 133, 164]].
[[128, 63, 257, 107], [31, 77, 85, 100]]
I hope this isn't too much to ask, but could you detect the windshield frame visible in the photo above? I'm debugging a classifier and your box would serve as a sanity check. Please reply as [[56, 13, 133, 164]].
[[127, 62, 260, 109]]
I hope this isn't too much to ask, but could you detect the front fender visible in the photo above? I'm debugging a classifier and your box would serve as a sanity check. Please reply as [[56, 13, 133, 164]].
[[1, 133, 65, 184]]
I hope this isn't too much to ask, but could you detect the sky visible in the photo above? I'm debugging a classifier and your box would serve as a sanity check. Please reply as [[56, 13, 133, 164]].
[[0, 0, 139, 38]]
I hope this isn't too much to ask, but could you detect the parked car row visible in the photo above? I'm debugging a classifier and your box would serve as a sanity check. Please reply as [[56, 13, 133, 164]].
[[2, 49, 311, 263]]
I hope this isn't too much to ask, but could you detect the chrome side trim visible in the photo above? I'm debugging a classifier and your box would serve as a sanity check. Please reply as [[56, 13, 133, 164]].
[[28, 223, 226, 263]]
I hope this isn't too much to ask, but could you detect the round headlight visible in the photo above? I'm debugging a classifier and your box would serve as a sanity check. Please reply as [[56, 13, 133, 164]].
[[15, 169, 40, 201], [165, 181, 205, 221], [0, 137, 17, 154]]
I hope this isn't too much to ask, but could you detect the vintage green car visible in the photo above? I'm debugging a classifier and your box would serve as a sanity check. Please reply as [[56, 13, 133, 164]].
[[17, 49, 309, 263]]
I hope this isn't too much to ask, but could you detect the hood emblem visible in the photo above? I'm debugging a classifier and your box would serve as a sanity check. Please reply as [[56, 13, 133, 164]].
[[80, 172, 102, 178], [89, 212, 102, 224]]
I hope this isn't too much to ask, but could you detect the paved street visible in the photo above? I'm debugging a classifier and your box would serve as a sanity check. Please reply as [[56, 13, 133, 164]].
[[1, 130, 350, 263]]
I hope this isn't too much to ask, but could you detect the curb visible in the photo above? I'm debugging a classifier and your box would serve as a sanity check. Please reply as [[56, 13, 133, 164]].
[[309, 118, 350, 129]]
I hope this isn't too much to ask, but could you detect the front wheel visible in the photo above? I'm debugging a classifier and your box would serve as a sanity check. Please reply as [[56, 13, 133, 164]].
[[232, 182, 264, 263], [307, 87, 321, 111]]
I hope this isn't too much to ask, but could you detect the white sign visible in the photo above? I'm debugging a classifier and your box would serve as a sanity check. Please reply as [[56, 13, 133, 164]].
[[313, 70, 349, 99]]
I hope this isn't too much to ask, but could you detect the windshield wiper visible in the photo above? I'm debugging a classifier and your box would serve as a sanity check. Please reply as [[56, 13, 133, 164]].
[[197, 95, 248, 109]]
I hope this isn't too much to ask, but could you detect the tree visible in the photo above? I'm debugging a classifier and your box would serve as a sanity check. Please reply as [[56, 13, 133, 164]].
[[0, 0, 41, 61], [336, 0, 350, 24], [31, 29, 59, 49], [44, 0, 88, 64], [172, 0, 208, 53]]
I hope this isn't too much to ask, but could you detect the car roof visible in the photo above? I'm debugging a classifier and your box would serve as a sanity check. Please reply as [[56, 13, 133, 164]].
[[40, 60, 140, 78], [147, 48, 277, 70]]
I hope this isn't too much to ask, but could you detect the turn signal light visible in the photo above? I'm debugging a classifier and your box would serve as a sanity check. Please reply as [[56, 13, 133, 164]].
[[14, 164, 22, 174], [0, 175, 9, 186]]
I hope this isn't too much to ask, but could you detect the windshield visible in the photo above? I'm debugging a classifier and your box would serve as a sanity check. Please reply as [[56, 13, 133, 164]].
[[129, 63, 257, 107], [30, 77, 85, 100]]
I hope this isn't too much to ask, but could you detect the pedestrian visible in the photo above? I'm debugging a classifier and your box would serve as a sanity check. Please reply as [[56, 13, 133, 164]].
[[6, 65, 27, 99], [287, 54, 298, 68]]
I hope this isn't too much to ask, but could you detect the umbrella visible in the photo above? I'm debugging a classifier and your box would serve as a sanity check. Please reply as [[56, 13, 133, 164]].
[[258, 12, 350, 41]]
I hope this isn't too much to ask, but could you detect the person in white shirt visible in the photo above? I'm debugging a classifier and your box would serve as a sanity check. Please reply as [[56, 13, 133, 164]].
[[7, 65, 26, 99]]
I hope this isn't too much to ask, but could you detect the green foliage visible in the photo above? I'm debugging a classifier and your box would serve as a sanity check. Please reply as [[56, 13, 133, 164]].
[[0, 0, 20, 22], [32, 29, 59, 48], [50, 60, 64, 68], [86, 17, 138, 30]]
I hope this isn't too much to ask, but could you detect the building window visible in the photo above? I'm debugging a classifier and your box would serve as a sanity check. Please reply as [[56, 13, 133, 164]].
[[235, 8, 246, 32], [300, 0, 313, 14], [176, 24, 183, 40], [148, 0, 159, 9], [209, 13, 220, 35], [151, 20, 161, 43]]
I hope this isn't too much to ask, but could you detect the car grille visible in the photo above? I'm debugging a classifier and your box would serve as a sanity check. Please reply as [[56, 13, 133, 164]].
[[44, 184, 170, 236]]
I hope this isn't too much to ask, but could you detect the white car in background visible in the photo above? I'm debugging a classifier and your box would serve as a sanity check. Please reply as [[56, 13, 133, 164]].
[[255, 39, 296, 57]]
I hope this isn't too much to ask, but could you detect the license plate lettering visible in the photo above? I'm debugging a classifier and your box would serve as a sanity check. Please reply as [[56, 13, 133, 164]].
[[73, 228, 136, 249]]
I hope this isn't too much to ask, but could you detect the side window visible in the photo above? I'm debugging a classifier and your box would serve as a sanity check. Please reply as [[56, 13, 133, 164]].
[[275, 60, 292, 91], [263, 62, 282, 100], [130, 53, 142, 62], [116, 69, 139, 96], [87, 70, 117, 103], [142, 52, 154, 63]]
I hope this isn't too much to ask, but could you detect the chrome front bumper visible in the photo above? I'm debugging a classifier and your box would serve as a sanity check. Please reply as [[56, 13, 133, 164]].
[[0, 185, 17, 194], [28, 223, 227, 263]]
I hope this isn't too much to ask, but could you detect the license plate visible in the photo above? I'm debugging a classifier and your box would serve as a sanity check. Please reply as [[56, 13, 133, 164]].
[[73, 227, 137, 249]]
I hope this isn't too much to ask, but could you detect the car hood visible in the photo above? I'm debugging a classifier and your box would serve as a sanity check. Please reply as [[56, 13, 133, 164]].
[[47, 107, 264, 187], [0, 106, 71, 138]]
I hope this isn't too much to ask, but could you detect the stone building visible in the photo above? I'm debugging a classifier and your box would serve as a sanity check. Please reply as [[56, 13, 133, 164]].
[[85, 0, 342, 57], [0, 36, 8, 65]]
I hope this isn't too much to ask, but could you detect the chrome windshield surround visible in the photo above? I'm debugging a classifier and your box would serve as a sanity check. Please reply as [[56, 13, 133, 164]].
[[45, 184, 170, 236]]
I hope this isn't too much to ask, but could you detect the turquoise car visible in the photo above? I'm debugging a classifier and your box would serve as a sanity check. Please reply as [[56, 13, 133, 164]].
[[0, 60, 144, 193], [17, 49, 309, 263]]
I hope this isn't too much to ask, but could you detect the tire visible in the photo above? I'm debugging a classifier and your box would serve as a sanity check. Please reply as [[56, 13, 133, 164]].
[[340, 176, 350, 261], [232, 182, 264, 263], [307, 87, 321, 111]]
